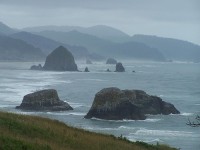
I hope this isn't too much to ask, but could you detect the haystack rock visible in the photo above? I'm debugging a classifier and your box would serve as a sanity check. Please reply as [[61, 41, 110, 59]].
[[16, 89, 73, 111], [43, 46, 78, 71], [106, 58, 117, 64], [85, 87, 180, 120]]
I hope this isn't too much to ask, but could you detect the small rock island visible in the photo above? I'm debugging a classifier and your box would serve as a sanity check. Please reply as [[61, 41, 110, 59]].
[[115, 62, 125, 72], [85, 87, 180, 120], [16, 89, 73, 111], [106, 58, 117, 64], [31, 46, 78, 71]]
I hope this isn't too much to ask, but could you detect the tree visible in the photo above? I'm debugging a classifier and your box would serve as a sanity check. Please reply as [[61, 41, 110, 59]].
[[187, 115, 200, 127]]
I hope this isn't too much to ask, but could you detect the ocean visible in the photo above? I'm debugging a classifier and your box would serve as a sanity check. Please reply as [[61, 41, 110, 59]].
[[0, 61, 199, 150]]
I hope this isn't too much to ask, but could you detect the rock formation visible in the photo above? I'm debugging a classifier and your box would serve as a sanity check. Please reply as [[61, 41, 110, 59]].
[[106, 58, 117, 64], [106, 68, 111, 72], [85, 87, 180, 120], [84, 67, 89, 72], [43, 46, 78, 71], [115, 62, 125, 72], [16, 89, 73, 111], [30, 64, 42, 70]]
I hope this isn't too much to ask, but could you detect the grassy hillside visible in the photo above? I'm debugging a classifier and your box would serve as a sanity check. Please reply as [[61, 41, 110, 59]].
[[0, 111, 177, 150]]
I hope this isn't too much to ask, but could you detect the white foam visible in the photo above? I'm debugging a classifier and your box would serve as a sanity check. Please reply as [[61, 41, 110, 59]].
[[90, 117, 137, 122], [68, 112, 85, 116], [131, 129, 195, 137], [180, 113, 194, 116], [140, 118, 162, 122], [76, 78, 106, 82], [118, 126, 135, 130], [68, 102, 88, 108]]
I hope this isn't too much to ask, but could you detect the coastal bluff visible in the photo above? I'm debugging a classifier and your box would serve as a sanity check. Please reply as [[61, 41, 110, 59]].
[[16, 89, 73, 111], [85, 87, 180, 120]]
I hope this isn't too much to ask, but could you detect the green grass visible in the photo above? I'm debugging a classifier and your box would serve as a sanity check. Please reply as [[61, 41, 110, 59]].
[[0, 111, 178, 150]]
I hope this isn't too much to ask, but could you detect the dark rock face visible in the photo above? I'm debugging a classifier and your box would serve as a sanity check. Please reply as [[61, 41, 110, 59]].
[[106, 68, 111, 72], [85, 87, 180, 120], [86, 59, 92, 64], [106, 58, 117, 64], [16, 89, 73, 111], [84, 67, 89, 72], [30, 64, 42, 70], [43, 46, 78, 71], [115, 62, 125, 72]]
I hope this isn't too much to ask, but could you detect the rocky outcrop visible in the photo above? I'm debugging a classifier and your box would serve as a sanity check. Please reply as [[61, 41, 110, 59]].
[[43, 46, 78, 71], [84, 67, 89, 72], [86, 59, 92, 64], [16, 89, 73, 111], [30, 64, 42, 70], [106, 58, 117, 64], [106, 68, 111, 72], [115, 62, 125, 72], [85, 87, 180, 120]]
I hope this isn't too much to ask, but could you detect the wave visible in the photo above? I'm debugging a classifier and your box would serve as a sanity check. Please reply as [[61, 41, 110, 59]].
[[90, 117, 137, 122], [67, 102, 89, 108], [83, 126, 118, 131], [180, 113, 194, 116], [139, 118, 162, 122], [76, 78, 106, 82], [46, 112, 85, 116], [131, 129, 195, 137], [68, 112, 85, 116]]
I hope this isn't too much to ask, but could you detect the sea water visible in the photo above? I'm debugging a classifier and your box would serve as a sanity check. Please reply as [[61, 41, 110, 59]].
[[0, 61, 199, 150]]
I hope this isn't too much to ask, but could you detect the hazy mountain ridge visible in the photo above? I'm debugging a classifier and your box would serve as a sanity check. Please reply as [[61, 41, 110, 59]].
[[0, 22, 18, 35], [1, 21, 200, 62], [24, 25, 130, 42], [0, 34, 45, 61], [34, 30, 166, 61], [10, 31, 91, 59], [132, 35, 200, 62]]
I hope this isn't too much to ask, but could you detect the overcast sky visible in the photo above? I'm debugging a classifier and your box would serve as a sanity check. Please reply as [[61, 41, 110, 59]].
[[0, 0, 200, 44]]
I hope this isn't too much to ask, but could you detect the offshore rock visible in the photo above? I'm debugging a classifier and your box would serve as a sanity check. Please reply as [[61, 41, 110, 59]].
[[115, 62, 125, 72], [84, 67, 89, 72], [16, 89, 73, 111], [85, 87, 180, 120], [30, 64, 42, 70], [106, 58, 117, 64], [43, 46, 78, 71]]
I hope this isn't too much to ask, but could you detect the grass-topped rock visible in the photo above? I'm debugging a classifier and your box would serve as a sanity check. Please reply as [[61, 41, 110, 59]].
[[85, 87, 180, 120], [16, 89, 73, 111]]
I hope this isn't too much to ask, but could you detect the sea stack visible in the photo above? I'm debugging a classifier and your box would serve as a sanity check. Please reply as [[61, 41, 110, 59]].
[[43, 46, 78, 71], [106, 58, 117, 64], [85, 87, 180, 120], [16, 89, 73, 111], [115, 62, 125, 72]]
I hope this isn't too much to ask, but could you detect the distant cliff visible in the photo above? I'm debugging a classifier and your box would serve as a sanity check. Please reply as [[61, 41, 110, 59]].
[[0, 34, 45, 61], [132, 35, 200, 62]]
